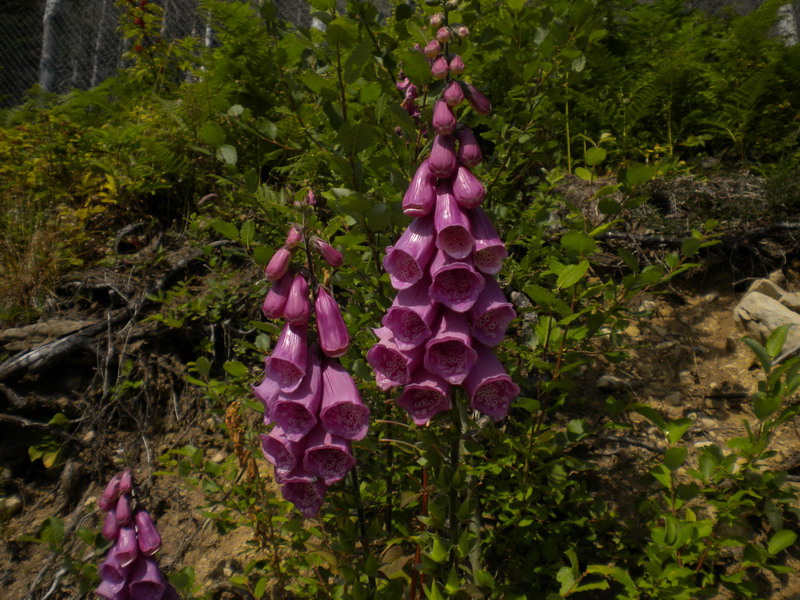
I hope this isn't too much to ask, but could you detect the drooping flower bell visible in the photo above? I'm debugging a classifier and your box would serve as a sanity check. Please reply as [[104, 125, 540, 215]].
[[315, 287, 350, 357], [265, 246, 292, 281]]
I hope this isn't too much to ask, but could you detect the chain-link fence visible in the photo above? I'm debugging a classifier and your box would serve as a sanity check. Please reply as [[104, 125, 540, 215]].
[[0, 0, 319, 108]]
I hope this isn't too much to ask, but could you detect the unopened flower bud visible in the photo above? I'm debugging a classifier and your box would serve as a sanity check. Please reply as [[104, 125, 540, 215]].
[[285, 224, 303, 248], [311, 236, 343, 269], [464, 82, 492, 115], [445, 0, 459, 10], [443, 80, 465, 106], [265, 247, 291, 281], [431, 56, 449, 79], [456, 25, 470, 39], [119, 469, 133, 494], [424, 0, 440, 6], [449, 54, 465, 74], [430, 12, 445, 28], [436, 27, 452, 43], [423, 39, 442, 59]]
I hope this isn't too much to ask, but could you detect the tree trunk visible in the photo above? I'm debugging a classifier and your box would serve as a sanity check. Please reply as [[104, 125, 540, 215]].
[[38, 0, 66, 92]]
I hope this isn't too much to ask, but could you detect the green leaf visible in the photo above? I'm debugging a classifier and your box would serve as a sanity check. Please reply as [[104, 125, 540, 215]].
[[663, 447, 688, 471], [253, 245, 271, 265], [223, 361, 248, 378], [302, 71, 329, 94], [212, 219, 239, 241], [667, 419, 693, 444], [199, 121, 226, 146], [399, 50, 432, 86], [217, 144, 238, 166], [240, 220, 255, 246], [557, 566, 576, 595], [698, 450, 719, 481], [766, 324, 790, 358], [619, 163, 654, 188], [505, 0, 526, 11], [337, 121, 375, 155], [429, 536, 449, 563], [681, 236, 702, 257], [475, 569, 496, 588], [560, 231, 597, 255], [326, 18, 357, 45], [41, 516, 65, 548], [574, 166, 593, 182], [753, 392, 781, 421], [556, 260, 590, 289], [768, 530, 796, 555], [228, 104, 244, 117], [743, 336, 772, 372], [585, 147, 606, 166], [254, 577, 267, 599]]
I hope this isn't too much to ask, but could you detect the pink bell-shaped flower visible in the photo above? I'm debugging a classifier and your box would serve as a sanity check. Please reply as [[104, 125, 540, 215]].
[[95, 578, 127, 600], [115, 523, 138, 567], [280, 476, 328, 518], [449, 55, 465, 75], [98, 542, 131, 584], [457, 127, 483, 167], [428, 249, 486, 313], [320, 359, 370, 441], [423, 39, 441, 58], [265, 322, 308, 392], [99, 474, 121, 512], [423, 309, 478, 385], [381, 277, 438, 350], [127, 555, 167, 600], [265, 246, 292, 281], [134, 509, 162, 556], [434, 181, 474, 259], [428, 134, 457, 178], [452, 165, 486, 209], [261, 274, 293, 320], [464, 83, 491, 115], [302, 424, 356, 485], [285, 224, 303, 248], [101, 510, 119, 541], [431, 56, 449, 79], [119, 469, 133, 494], [397, 368, 452, 425], [383, 214, 436, 290], [464, 344, 520, 421], [284, 274, 311, 326], [469, 275, 517, 346], [252, 376, 280, 419], [403, 159, 436, 217], [367, 329, 425, 390], [260, 426, 306, 476], [315, 287, 350, 357], [271, 347, 322, 440], [444, 80, 465, 107], [432, 99, 457, 135], [311, 236, 343, 269], [470, 207, 508, 275], [115, 493, 132, 527], [436, 26, 452, 43]]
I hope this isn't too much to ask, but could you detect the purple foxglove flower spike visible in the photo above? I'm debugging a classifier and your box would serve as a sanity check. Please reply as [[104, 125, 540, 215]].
[[95, 578, 127, 600], [320, 359, 370, 441], [315, 287, 350, 357], [266, 322, 308, 392], [449, 55, 465, 75], [102, 510, 120, 541], [260, 426, 306, 476], [429, 134, 458, 178], [127, 555, 166, 600], [381, 277, 438, 350], [119, 469, 133, 494], [134, 509, 162, 556], [403, 159, 436, 218], [470, 275, 517, 346], [383, 215, 436, 290], [431, 56, 449, 80], [115, 493, 132, 527], [397, 368, 452, 426], [465, 344, 520, 421], [436, 26, 452, 43], [265, 246, 292, 281], [115, 523, 138, 567], [311, 236, 343, 269], [434, 181, 475, 259], [280, 478, 328, 518], [271, 347, 322, 440], [444, 80, 465, 107], [302, 425, 356, 485], [464, 83, 491, 115], [470, 207, 509, 275], [457, 127, 483, 167], [428, 249, 486, 313], [261, 273, 292, 320], [432, 100, 457, 135], [423, 39, 441, 58], [367, 330, 425, 390], [284, 274, 311, 326], [423, 309, 478, 385], [98, 542, 130, 584], [285, 224, 303, 248], [452, 165, 486, 209]]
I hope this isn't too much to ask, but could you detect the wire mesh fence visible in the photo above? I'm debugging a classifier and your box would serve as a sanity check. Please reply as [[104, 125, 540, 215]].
[[0, 0, 318, 108]]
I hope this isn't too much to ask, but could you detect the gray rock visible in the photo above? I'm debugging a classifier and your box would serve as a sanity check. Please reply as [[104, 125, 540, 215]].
[[734, 291, 800, 356], [597, 375, 630, 392]]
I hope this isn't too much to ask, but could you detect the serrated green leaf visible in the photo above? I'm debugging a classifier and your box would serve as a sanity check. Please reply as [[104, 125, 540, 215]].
[[212, 219, 239, 241], [561, 231, 596, 255], [556, 260, 589, 288], [199, 121, 226, 146], [217, 144, 237, 166], [240, 220, 255, 246], [223, 361, 248, 378]]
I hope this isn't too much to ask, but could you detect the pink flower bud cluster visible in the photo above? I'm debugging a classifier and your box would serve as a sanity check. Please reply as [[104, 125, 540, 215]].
[[370, 24, 519, 425], [95, 469, 177, 600], [255, 223, 369, 517]]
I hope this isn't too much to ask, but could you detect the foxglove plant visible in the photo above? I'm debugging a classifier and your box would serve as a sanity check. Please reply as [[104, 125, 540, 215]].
[[253, 206, 369, 517], [95, 469, 178, 600], [370, 10, 519, 425]]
